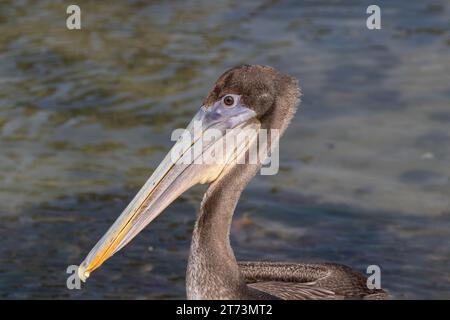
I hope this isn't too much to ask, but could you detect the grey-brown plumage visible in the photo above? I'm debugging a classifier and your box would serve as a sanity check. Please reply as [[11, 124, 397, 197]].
[[186, 65, 387, 300]]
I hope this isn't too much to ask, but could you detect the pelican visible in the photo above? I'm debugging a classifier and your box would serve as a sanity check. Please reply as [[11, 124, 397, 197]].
[[78, 65, 387, 299]]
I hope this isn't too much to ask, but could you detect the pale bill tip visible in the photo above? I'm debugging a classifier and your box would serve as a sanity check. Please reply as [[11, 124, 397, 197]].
[[78, 262, 90, 282]]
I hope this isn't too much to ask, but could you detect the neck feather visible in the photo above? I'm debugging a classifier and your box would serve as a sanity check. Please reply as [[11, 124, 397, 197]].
[[186, 163, 259, 299]]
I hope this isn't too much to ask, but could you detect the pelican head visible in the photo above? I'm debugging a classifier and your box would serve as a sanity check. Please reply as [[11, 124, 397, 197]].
[[78, 65, 300, 281]]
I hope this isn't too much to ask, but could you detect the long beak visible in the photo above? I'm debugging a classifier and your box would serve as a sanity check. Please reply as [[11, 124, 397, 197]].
[[78, 100, 259, 281]]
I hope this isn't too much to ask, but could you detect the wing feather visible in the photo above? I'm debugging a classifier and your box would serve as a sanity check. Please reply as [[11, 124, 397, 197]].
[[238, 261, 388, 300]]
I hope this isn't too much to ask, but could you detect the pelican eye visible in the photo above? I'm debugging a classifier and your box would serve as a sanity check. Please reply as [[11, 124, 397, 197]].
[[222, 95, 236, 107]]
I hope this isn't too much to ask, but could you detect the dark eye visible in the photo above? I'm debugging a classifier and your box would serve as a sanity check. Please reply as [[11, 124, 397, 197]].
[[222, 95, 235, 107]]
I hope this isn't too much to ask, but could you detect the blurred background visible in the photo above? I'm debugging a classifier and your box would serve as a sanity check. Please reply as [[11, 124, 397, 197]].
[[0, 0, 449, 299]]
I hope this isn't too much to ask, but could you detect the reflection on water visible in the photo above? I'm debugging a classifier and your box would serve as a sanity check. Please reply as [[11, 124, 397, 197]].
[[0, 0, 449, 299]]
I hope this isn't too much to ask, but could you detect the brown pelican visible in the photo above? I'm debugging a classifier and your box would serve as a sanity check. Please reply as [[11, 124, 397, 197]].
[[78, 65, 387, 299]]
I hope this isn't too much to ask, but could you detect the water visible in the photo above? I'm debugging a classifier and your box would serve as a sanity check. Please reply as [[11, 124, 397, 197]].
[[0, 0, 449, 299]]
